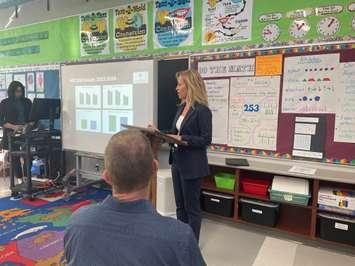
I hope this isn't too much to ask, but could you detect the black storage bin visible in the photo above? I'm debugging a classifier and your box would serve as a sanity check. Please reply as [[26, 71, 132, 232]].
[[201, 191, 234, 217], [318, 213, 355, 246], [239, 198, 279, 227]]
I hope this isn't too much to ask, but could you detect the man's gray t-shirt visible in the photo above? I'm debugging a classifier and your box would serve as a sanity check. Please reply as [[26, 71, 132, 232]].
[[64, 196, 206, 266]]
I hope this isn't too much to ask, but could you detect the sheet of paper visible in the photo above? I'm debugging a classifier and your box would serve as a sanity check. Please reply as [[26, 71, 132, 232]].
[[256, 54, 283, 76], [198, 58, 255, 78], [282, 53, 340, 113], [289, 165, 317, 175], [205, 79, 229, 144], [295, 123, 316, 135], [228, 76, 280, 151], [26, 72, 35, 92], [5, 73, 13, 88], [334, 62, 355, 143], [36, 72, 44, 92], [295, 117, 319, 123], [292, 150, 323, 159], [293, 134, 311, 150], [0, 74, 5, 90], [13, 74, 26, 86]]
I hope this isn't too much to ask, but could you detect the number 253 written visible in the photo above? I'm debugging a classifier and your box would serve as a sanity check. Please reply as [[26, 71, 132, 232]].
[[243, 104, 260, 112]]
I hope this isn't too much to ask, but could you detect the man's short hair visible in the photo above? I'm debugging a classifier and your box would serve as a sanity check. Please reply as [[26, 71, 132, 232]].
[[104, 130, 153, 193]]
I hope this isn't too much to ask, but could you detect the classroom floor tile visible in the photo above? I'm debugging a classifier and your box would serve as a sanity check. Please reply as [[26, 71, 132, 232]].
[[293, 244, 355, 266], [200, 219, 265, 266]]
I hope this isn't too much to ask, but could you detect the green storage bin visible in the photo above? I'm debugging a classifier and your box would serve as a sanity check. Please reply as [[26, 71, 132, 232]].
[[270, 190, 311, 206], [214, 173, 236, 191]]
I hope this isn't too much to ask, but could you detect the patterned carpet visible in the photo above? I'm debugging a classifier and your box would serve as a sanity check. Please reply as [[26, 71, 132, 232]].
[[0, 188, 110, 265]]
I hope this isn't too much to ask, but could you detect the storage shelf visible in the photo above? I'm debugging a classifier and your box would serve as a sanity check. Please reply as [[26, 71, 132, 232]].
[[202, 160, 355, 248], [202, 178, 235, 195]]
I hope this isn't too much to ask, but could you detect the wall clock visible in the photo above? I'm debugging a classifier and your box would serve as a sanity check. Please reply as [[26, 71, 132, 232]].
[[289, 19, 310, 39], [317, 16, 340, 37], [261, 23, 280, 42]]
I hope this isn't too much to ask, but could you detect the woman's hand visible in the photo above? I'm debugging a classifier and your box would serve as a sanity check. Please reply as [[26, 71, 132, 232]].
[[167, 134, 182, 142], [147, 124, 159, 133]]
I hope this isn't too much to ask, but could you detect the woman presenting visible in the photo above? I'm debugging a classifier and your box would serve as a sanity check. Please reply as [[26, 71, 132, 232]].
[[156, 69, 212, 241]]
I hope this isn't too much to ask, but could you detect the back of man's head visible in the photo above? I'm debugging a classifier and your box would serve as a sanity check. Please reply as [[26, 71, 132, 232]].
[[104, 130, 154, 193]]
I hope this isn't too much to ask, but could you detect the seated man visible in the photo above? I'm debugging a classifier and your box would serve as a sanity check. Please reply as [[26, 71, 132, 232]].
[[64, 130, 206, 266]]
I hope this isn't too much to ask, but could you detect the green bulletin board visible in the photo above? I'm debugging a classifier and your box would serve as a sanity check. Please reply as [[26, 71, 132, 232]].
[[0, 0, 353, 67]]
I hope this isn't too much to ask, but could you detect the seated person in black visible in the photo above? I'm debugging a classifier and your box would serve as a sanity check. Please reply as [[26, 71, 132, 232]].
[[0, 81, 32, 178]]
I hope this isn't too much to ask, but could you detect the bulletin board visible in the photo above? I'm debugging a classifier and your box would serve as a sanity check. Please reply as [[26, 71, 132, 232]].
[[190, 43, 355, 166], [0, 65, 60, 102]]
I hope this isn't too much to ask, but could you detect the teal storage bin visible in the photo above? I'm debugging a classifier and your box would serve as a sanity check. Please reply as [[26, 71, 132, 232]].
[[270, 190, 311, 206], [214, 173, 236, 191]]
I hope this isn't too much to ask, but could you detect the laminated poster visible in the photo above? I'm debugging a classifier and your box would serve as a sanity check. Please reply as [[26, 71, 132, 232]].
[[80, 11, 110, 56], [27, 72, 35, 92], [114, 2, 148, 53], [228, 76, 280, 151], [334, 62, 355, 143], [154, 0, 193, 48], [36, 72, 44, 93], [282, 53, 340, 114], [202, 0, 253, 45]]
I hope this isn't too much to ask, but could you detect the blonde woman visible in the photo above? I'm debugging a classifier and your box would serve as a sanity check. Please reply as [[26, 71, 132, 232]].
[[166, 69, 212, 242]]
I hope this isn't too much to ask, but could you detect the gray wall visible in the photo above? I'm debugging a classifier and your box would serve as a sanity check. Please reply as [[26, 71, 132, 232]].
[[0, 0, 144, 30]]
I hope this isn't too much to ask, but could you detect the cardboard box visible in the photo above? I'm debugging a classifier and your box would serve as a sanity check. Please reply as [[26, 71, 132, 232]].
[[318, 187, 355, 211]]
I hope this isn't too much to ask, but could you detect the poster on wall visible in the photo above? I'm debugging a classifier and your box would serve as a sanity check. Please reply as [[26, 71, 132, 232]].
[[228, 76, 280, 151], [205, 79, 230, 144], [80, 10, 110, 56], [5, 73, 13, 88], [36, 72, 44, 93], [334, 62, 355, 143], [282, 53, 340, 114], [114, 2, 148, 53], [13, 74, 26, 86], [27, 72, 35, 92], [154, 0, 193, 48], [202, 0, 253, 45]]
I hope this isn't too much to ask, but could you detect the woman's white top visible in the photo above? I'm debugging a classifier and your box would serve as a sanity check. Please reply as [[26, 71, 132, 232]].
[[176, 115, 184, 131]]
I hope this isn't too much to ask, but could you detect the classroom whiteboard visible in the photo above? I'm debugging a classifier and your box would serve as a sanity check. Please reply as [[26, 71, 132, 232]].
[[61, 60, 157, 154]]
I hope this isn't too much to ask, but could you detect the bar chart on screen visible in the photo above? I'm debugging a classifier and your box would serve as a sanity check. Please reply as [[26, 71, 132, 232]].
[[75, 109, 102, 132], [75, 86, 102, 109], [102, 110, 133, 134], [103, 84, 133, 109]]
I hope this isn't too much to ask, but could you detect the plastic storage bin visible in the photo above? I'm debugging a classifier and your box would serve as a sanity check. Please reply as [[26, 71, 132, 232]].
[[318, 213, 355, 246], [239, 198, 280, 227], [214, 173, 236, 191], [241, 178, 271, 197], [270, 176, 311, 206], [201, 191, 234, 217]]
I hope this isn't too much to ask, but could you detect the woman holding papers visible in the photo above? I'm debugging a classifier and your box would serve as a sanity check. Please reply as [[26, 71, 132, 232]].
[[151, 69, 212, 241]]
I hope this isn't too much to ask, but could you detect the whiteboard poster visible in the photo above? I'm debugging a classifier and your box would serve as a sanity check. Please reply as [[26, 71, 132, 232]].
[[334, 62, 355, 143], [202, 0, 253, 45], [205, 79, 229, 144], [198, 58, 255, 78], [282, 53, 340, 113], [228, 76, 280, 151]]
